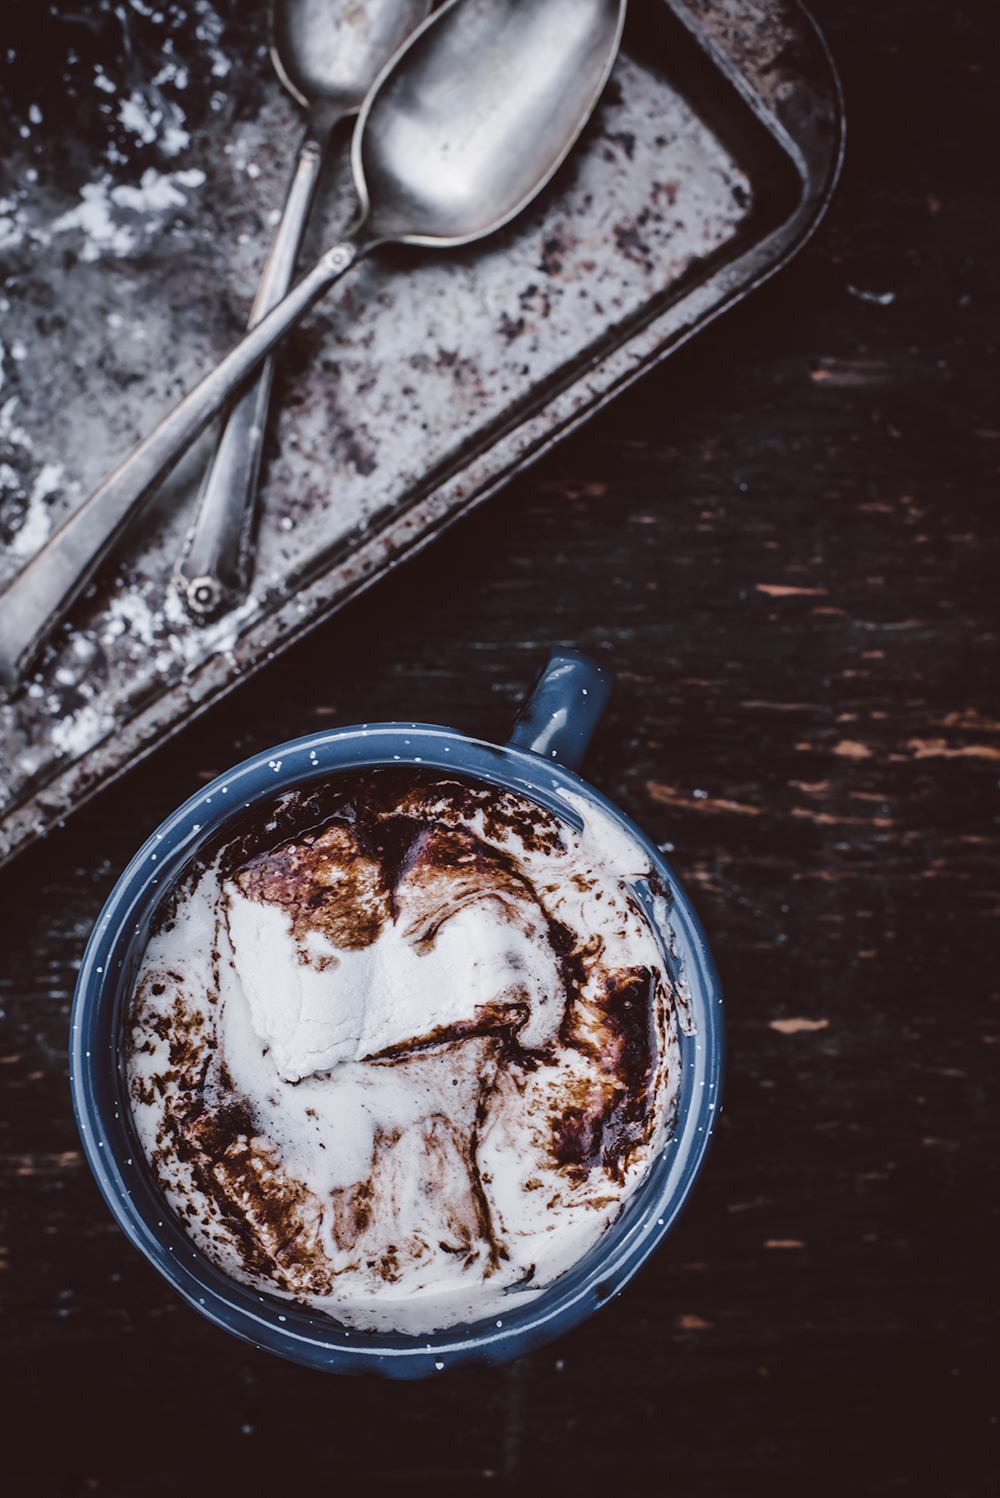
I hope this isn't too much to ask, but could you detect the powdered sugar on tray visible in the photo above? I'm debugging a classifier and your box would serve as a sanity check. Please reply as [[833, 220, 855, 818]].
[[0, 6, 760, 867]]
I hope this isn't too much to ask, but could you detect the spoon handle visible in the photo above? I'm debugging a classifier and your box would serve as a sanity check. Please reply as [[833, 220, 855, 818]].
[[0, 241, 358, 695], [176, 126, 334, 621]]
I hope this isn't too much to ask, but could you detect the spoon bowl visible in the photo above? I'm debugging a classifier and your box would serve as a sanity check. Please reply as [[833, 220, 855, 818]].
[[357, 0, 626, 245], [272, 0, 432, 125]]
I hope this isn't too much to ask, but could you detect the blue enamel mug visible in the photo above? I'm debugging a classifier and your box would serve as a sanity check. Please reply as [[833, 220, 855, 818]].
[[70, 651, 723, 1377]]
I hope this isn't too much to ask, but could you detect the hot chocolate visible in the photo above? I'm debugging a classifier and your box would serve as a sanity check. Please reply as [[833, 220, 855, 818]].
[[127, 768, 681, 1334]]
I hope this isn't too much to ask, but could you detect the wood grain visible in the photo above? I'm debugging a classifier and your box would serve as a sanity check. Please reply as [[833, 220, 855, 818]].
[[0, 1, 996, 1494]]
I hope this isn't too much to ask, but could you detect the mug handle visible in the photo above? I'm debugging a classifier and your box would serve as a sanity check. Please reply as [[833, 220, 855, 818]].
[[506, 650, 616, 773]]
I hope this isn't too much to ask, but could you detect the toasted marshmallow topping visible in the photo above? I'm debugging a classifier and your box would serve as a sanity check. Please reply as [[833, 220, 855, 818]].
[[128, 769, 681, 1333]]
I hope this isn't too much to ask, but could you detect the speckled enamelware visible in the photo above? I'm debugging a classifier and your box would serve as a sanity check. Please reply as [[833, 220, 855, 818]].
[[70, 653, 724, 1376]]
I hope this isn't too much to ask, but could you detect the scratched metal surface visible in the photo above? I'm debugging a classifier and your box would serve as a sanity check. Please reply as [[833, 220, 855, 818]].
[[0, 0, 841, 866]]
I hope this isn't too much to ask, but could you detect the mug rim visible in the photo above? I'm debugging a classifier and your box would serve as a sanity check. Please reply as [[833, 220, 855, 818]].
[[70, 721, 724, 1376]]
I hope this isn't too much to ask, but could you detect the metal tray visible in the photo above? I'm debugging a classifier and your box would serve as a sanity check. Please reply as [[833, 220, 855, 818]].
[[0, 0, 843, 866]]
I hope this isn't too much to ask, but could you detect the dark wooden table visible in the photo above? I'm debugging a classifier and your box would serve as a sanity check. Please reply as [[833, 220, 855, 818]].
[[1, 2, 997, 1494]]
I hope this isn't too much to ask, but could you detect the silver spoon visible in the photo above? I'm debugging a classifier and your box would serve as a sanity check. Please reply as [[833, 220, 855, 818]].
[[175, 0, 431, 622], [0, 0, 626, 695]]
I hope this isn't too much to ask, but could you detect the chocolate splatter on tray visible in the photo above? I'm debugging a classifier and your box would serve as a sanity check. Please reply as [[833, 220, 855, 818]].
[[0, 0, 841, 865]]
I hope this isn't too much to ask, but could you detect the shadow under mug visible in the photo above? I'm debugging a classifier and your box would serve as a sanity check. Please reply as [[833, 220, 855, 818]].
[[70, 650, 724, 1377]]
